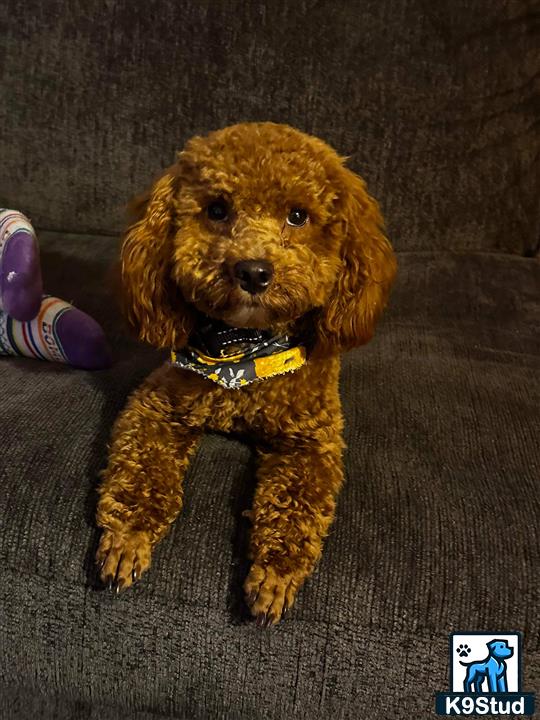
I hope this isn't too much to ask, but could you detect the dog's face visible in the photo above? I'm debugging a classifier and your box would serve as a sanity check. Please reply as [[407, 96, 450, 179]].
[[171, 124, 344, 331], [488, 640, 514, 660], [122, 122, 396, 352]]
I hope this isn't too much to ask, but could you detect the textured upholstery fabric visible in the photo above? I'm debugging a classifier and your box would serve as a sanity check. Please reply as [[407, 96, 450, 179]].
[[0, 233, 538, 719], [1, 1, 539, 716], [1, 0, 539, 254]]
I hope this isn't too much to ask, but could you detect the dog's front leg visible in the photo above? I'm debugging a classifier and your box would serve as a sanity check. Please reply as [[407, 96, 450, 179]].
[[96, 367, 203, 591], [244, 435, 344, 626], [496, 672, 507, 692]]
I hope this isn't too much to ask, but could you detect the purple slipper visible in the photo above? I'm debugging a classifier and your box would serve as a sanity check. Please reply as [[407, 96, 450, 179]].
[[1, 228, 43, 321], [56, 307, 112, 370]]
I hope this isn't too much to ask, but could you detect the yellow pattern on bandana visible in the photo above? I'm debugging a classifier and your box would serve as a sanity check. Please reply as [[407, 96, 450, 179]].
[[170, 343, 306, 389], [253, 346, 306, 377]]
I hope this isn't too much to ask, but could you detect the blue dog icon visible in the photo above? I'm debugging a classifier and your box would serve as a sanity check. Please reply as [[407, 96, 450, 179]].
[[460, 639, 514, 692]]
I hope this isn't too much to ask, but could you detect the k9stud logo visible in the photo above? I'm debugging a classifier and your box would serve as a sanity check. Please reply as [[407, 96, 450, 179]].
[[435, 632, 535, 715]]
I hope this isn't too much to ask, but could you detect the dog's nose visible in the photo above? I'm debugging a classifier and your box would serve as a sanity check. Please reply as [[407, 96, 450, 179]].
[[233, 260, 274, 294]]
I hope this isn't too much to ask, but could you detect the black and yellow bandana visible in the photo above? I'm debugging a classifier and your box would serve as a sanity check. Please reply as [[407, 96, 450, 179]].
[[170, 319, 306, 389]]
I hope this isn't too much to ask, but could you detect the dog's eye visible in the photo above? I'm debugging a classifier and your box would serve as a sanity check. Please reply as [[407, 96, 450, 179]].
[[207, 200, 229, 222], [287, 208, 308, 227]]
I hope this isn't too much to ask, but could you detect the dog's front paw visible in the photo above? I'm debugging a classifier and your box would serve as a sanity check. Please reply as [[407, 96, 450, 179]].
[[96, 529, 152, 593], [244, 563, 306, 627]]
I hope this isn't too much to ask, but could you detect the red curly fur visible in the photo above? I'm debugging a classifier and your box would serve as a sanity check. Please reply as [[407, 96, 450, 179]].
[[96, 122, 396, 626]]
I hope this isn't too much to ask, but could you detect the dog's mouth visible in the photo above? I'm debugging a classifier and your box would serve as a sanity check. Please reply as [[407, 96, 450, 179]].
[[216, 286, 273, 328], [199, 294, 275, 330], [179, 274, 284, 329], [175, 259, 321, 332], [219, 304, 270, 329]]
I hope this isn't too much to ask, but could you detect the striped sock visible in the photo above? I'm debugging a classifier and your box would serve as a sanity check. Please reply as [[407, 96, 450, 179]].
[[0, 209, 43, 321], [0, 295, 112, 370]]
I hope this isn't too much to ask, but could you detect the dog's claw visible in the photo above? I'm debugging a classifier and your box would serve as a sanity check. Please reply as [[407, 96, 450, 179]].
[[255, 612, 277, 629], [132, 569, 138, 582], [247, 590, 258, 606]]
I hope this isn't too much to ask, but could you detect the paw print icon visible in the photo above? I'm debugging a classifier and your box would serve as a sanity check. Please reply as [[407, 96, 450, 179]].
[[456, 643, 471, 658]]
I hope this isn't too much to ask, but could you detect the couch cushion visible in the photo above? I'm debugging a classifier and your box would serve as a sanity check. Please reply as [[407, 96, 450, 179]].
[[1, 1, 539, 254], [0, 232, 538, 719]]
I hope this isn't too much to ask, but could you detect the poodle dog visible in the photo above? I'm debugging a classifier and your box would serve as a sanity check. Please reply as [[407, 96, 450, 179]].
[[96, 122, 396, 626]]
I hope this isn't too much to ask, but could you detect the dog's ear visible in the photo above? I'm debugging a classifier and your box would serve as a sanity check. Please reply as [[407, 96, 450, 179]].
[[121, 169, 193, 349], [316, 166, 396, 353]]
